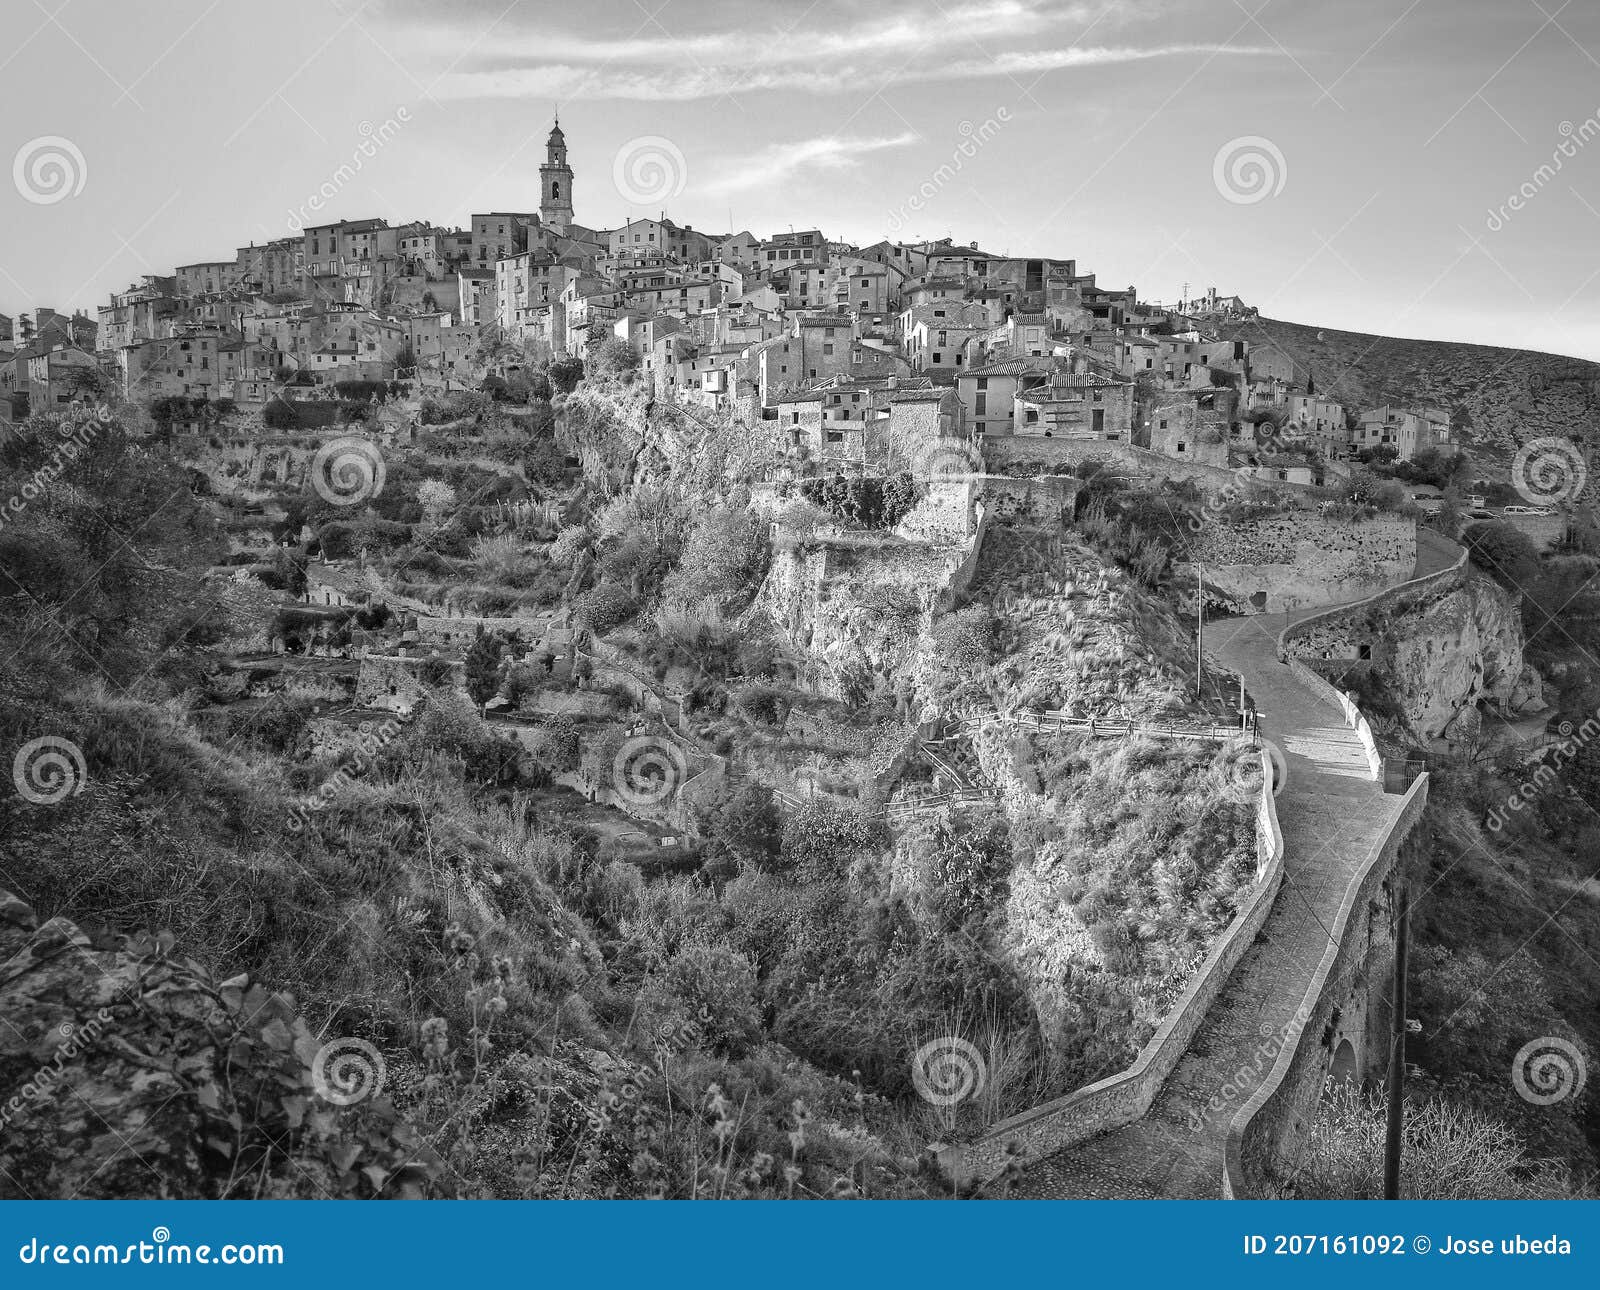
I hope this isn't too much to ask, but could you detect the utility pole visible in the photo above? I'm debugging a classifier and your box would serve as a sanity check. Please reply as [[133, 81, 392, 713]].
[[1383, 884, 1410, 1199], [1195, 564, 1204, 700]]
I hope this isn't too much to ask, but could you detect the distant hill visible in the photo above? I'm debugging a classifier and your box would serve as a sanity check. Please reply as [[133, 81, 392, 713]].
[[1216, 316, 1600, 471]]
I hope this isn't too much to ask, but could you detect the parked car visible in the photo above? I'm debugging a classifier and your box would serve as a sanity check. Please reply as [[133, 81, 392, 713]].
[[1502, 505, 1554, 516]]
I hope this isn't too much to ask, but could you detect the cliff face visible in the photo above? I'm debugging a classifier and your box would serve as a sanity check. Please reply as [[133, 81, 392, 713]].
[[1381, 576, 1537, 740]]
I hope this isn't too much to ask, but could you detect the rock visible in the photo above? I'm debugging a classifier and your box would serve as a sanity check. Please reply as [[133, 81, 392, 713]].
[[1511, 663, 1547, 714], [1383, 576, 1525, 740]]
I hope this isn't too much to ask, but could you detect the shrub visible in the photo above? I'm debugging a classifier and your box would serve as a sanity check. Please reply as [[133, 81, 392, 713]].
[[573, 582, 636, 635], [262, 398, 297, 430]]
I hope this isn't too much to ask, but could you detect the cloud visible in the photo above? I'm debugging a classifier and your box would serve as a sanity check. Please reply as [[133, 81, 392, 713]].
[[433, 44, 1278, 103], [703, 133, 921, 194], [397, 0, 1278, 102]]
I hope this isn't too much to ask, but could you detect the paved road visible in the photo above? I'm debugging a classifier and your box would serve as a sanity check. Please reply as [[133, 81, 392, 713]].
[[1008, 608, 1404, 1198]]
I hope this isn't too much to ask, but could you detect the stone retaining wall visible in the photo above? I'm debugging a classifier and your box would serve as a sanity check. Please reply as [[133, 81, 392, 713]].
[[937, 748, 1285, 1187], [1279, 529, 1468, 664]]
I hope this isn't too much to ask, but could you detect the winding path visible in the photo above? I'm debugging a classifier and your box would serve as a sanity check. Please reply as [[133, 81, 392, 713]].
[[1008, 607, 1406, 1197]]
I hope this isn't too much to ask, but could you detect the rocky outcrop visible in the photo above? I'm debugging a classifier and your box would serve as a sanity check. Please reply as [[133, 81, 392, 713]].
[[1382, 577, 1536, 740], [1290, 570, 1538, 742]]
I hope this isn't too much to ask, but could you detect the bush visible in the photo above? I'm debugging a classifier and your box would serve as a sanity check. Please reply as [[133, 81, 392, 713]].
[[262, 398, 297, 430], [573, 582, 636, 635]]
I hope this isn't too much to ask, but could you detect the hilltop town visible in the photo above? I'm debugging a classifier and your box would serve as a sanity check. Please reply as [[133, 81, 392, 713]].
[[5, 119, 1487, 481], [2, 117, 1597, 1203]]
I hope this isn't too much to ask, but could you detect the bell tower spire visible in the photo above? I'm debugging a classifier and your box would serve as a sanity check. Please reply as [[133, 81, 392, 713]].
[[540, 114, 574, 234]]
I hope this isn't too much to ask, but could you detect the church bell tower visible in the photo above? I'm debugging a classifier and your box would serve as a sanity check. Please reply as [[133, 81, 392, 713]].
[[540, 116, 574, 233]]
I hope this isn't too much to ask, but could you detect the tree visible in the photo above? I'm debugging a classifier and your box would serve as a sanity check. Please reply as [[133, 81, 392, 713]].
[[548, 356, 585, 394], [1288, 1086, 1571, 1199], [463, 628, 505, 707], [698, 782, 781, 877], [1464, 521, 1540, 590], [588, 338, 641, 381]]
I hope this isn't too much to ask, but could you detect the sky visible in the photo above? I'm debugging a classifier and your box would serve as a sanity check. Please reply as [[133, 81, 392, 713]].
[[4, 0, 1600, 359]]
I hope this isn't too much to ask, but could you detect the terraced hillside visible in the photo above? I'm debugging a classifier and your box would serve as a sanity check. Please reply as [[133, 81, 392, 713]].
[[1218, 316, 1600, 469]]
